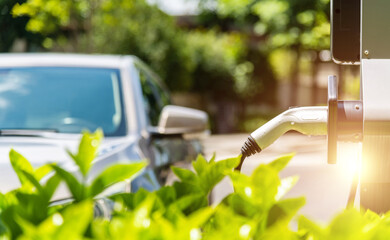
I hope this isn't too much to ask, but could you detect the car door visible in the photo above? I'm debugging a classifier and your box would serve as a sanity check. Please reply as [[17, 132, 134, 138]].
[[134, 61, 201, 185]]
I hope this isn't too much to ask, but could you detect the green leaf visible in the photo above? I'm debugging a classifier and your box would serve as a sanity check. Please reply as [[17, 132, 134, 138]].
[[269, 153, 294, 172], [0, 192, 17, 209], [260, 220, 298, 240], [224, 193, 257, 218], [69, 129, 103, 176], [364, 209, 380, 223], [185, 207, 215, 229], [209, 153, 216, 164], [50, 165, 84, 202], [327, 208, 367, 239], [65, 149, 77, 163], [173, 182, 202, 198], [298, 216, 325, 239], [171, 155, 240, 200], [110, 188, 150, 210], [14, 214, 36, 237], [18, 201, 94, 240], [0, 193, 5, 209], [192, 154, 209, 175], [133, 195, 157, 221], [14, 192, 49, 223], [170, 182, 206, 215], [0, 222, 9, 239], [91, 219, 110, 240], [230, 163, 280, 210], [267, 197, 305, 227], [368, 211, 390, 239], [0, 194, 9, 237], [173, 194, 208, 215], [229, 171, 251, 199], [275, 176, 299, 201], [172, 167, 198, 184], [251, 164, 280, 209], [89, 161, 147, 197], [53, 201, 93, 239], [9, 149, 34, 186], [198, 155, 240, 194], [203, 205, 252, 240], [43, 174, 61, 201], [19, 170, 44, 195], [34, 165, 53, 181], [156, 186, 177, 207], [1, 206, 22, 238]]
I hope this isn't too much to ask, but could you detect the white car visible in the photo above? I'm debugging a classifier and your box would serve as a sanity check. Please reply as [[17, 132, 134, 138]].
[[0, 53, 208, 200]]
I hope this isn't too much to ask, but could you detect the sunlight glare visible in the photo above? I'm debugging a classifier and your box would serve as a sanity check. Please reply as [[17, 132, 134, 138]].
[[337, 142, 362, 180]]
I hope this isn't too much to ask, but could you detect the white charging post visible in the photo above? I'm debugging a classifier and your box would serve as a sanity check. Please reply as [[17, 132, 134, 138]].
[[359, 0, 390, 213], [321, 0, 390, 212]]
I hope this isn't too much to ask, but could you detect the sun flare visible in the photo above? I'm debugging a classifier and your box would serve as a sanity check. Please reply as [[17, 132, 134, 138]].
[[337, 142, 362, 180]]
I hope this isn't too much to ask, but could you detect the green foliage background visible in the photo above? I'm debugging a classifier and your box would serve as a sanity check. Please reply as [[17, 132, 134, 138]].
[[8, 0, 254, 96]]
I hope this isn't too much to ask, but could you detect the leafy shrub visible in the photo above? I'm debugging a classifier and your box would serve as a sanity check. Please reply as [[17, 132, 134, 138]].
[[1, 130, 390, 239]]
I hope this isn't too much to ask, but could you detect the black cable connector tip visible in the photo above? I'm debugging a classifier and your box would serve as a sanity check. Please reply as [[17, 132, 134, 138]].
[[235, 136, 262, 171], [241, 135, 262, 157]]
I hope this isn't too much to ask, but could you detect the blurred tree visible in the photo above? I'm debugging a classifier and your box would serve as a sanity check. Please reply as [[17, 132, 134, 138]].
[[11, 0, 99, 51], [199, 0, 330, 105], [11, 0, 195, 90], [186, 30, 246, 132], [86, 0, 195, 91], [185, 2, 278, 132], [0, 0, 43, 52], [193, 8, 277, 104], [213, 0, 330, 50]]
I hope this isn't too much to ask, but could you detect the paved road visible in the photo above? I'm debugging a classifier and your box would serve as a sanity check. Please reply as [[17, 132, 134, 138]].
[[202, 133, 356, 223]]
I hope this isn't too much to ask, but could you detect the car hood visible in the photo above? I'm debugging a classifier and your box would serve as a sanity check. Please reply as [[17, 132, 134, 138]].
[[0, 135, 138, 193]]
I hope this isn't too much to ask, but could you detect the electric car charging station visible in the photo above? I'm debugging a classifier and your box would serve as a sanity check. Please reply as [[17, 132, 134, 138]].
[[240, 0, 390, 214]]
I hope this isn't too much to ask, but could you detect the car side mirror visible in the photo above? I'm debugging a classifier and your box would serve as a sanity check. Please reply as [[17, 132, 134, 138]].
[[149, 105, 209, 135]]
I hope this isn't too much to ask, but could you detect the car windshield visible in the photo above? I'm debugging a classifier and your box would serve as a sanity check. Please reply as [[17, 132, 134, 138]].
[[0, 67, 126, 136]]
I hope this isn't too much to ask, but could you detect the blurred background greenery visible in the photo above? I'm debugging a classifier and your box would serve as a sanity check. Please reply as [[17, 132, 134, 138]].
[[0, 0, 360, 133]]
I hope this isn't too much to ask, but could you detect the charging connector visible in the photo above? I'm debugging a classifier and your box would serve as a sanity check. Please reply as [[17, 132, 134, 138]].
[[240, 106, 328, 159]]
